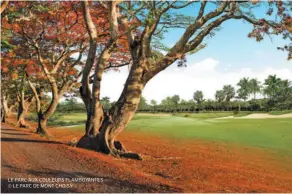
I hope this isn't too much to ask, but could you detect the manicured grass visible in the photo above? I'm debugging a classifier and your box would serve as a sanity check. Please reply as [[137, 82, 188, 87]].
[[26, 112, 87, 126], [129, 115, 292, 151], [269, 110, 292, 115], [67, 113, 292, 155], [58, 113, 87, 122], [173, 112, 233, 119]]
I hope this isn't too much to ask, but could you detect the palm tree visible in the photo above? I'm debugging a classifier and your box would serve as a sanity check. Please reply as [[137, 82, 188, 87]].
[[215, 90, 225, 103], [263, 75, 281, 99], [278, 79, 292, 101], [249, 78, 261, 100], [237, 77, 250, 102], [223, 85, 235, 102]]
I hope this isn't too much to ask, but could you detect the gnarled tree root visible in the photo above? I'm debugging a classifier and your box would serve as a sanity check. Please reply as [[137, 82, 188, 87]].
[[18, 122, 29, 128], [119, 152, 142, 160], [36, 128, 49, 137], [76, 135, 99, 150], [76, 135, 142, 160]]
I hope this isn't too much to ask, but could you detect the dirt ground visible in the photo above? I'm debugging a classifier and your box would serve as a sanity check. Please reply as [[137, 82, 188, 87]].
[[1, 118, 292, 192]]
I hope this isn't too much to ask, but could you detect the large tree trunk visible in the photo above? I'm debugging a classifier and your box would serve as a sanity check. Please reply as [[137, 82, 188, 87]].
[[80, 0, 99, 137], [77, 1, 143, 160], [79, 0, 117, 139], [37, 114, 48, 135], [38, 85, 65, 135], [1, 96, 9, 123], [1, 109, 6, 123], [99, 65, 145, 159], [27, 79, 48, 135], [78, 47, 115, 147], [17, 90, 33, 128], [17, 100, 26, 128], [78, 62, 145, 160]]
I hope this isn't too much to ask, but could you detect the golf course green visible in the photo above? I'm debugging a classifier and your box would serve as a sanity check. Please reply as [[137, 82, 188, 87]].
[[56, 113, 292, 155]]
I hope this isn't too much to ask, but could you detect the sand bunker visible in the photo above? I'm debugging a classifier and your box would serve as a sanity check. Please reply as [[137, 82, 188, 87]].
[[219, 113, 292, 119]]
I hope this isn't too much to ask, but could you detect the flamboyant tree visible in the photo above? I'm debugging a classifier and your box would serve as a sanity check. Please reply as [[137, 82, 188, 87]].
[[80, 1, 291, 159], [1, 70, 18, 123], [2, 1, 291, 159], [1, 51, 35, 127], [77, 1, 132, 151], [3, 1, 92, 134], [1, 18, 19, 123], [0, 0, 9, 15]]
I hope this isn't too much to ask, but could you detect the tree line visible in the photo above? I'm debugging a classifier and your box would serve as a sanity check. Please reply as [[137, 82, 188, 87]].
[[138, 74, 292, 113], [53, 74, 292, 113], [1, 1, 291, 159]]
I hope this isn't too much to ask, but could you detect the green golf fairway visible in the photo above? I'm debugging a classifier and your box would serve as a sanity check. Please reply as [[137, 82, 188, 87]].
[[66, 113, 292, 155]]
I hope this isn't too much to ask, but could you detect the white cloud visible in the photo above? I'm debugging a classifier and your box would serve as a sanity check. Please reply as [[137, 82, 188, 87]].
[[100, 58, 292, 103]]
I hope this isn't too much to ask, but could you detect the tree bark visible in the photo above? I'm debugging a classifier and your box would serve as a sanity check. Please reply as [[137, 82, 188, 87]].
[[17, 95, 26, 127], [37, 114, 48, 135], [36, 84, 66, 135], [80, 0, 98, 137], [1, 96, 9, 123], [27, 79, 48, 135], [80, 61, 145, 159], [79, 0, 117, 139], [17, 89, 34, 128], [27, 72, 70, 135]]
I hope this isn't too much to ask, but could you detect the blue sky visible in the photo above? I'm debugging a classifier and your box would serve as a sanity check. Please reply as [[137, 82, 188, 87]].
[[161, 2, 291, 70], [99, 2, 291, 103]]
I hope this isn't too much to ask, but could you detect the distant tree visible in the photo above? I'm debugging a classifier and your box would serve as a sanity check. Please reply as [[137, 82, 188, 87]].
[[138, 96, 148, 110], [193, 90, 204, 105], [171, 95, 180, 107], [249, 78, 261, 100], [161, 97, 174, 107], [237, 77, 250, 101], [223, 85, 235, 102], [150, 99, 157, 106], [215, 90, 225, 103], [180, 99, 188, 105], [204, 99, 215, 111], [278, 79, 292, 102], [263, 75, 282, 99], [100, 97, 111, 111], [150, 99, 157, 112]]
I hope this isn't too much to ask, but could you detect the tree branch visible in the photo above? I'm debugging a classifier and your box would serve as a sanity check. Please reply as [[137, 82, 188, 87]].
[[169, 1, 198, 9], [104, 61, 131, 70], [0, 0, 9, 15], [197, 1, 207, 20], [168, 1, 230, 54]]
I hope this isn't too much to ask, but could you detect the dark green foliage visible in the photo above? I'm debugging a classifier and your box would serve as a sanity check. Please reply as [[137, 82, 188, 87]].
[[56, 98, 86, 113], [45, 75, 291, 115]]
